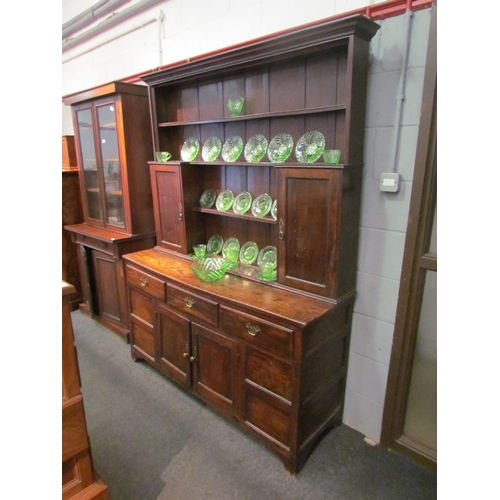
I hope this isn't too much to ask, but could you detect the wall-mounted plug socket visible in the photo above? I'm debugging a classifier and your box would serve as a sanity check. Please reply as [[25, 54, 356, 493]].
[[380, 172, 401, 193]]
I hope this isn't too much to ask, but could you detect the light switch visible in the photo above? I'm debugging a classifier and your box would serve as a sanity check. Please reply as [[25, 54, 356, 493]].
[[380, 172, 401, 193]]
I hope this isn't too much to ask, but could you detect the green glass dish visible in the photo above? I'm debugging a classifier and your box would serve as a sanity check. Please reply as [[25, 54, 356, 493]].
[[271, 199, 277, 220], [227, 96, 244, 117], [257, 245, 277, 268], [239, 241, 259, 265], [267, 133, 293, 163], [244, 134, 268, 162], [295, 131, 325, 163], [206, 234, 224, 254], [190, 257, 230, 282], [251, 193, 272, 218], [222, 237, 240, 267], [215, 190, 234, 212], [181, 137, 200, 162], [221, 136, 243, 162], [199, 188, 217, 208], [232, 191, 253, 215], [202, 137, 221, 162]]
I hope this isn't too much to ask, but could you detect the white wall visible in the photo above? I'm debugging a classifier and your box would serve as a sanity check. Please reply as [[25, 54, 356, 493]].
[[62, 0, 434, 443]]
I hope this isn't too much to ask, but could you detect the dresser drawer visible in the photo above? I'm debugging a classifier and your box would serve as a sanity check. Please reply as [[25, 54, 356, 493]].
[[126, 265, 166, 301], [220, 306, 293, 359], [74, 233, 117, 256], [167, 283, 219, 326]]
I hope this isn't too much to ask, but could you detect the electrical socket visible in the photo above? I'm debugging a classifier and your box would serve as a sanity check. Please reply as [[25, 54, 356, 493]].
[[380, 172, 401, 193]]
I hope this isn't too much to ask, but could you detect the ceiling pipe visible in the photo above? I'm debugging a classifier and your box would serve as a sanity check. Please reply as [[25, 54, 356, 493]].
[[63, 0, 163, 52], [63, 10, 164, 64], [63, 0, 131, 40]]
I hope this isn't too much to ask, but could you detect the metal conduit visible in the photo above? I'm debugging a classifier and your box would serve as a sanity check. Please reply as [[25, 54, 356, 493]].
[[63, 0, 131, 40], [62, 0, 163, 52]]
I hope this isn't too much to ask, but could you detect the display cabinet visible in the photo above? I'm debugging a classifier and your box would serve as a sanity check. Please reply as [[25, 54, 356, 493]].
[[124, 15, 379, 473], [64, 82, 156, 340]]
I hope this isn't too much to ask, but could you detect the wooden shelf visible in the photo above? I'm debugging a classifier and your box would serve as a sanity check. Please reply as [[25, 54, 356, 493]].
[[158, 104, 346, 127], [193, 207, 277, 224]]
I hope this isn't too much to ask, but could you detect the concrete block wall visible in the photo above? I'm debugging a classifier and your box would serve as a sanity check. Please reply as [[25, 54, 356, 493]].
[[62, 0, 434, 443]]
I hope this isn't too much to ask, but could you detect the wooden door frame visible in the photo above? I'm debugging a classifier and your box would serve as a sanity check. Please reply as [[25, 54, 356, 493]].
[[380, 4, 437, 472]]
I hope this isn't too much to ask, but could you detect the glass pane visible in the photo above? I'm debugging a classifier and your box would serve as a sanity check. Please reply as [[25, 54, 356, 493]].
[[403, 270, 437, 453], [76, 108, 102, 221], [97, 103, 124, 228]]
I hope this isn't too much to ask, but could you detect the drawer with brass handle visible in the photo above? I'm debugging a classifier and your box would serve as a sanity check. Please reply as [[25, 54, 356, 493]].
[[167, 282, 219, 326], [126, 264, 166, 301]]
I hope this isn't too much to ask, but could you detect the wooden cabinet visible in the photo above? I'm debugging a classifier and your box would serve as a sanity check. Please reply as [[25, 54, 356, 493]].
[[63, 281, 108, 500], [63, 82, 156, 340], [123, 15, 379, 474]]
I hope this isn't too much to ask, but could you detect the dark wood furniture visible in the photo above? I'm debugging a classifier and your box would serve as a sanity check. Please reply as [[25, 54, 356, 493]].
[[124, 15, 379, 474], [63, 167, 83, 310], [63, 281, 108, 500], [63, 82, 156, 341]]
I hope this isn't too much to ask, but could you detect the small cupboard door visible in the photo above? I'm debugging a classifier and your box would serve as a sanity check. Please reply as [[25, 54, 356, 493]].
[[277, 168, 341, 298], [192, 322, 240, 416], [157, 302, 191, 386]]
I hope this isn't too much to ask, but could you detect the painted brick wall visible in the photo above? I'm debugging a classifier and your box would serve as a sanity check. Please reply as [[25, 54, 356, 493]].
[[62, 0, 434, 443]]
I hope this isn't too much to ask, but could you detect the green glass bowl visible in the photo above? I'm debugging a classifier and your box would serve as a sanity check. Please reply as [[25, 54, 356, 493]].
[[190, 257, 230, 282]]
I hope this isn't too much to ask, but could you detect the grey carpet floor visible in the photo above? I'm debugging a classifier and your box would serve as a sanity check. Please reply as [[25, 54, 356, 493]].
[[71, 310, 437, 500]]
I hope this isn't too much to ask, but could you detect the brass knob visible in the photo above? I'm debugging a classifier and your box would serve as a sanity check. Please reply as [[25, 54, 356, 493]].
[[190, 356, 196, 362], [185, 297, 196, 308], [183, 352, 190, 358], [139, 277, 149, 287], [245, 323, 261, 336]]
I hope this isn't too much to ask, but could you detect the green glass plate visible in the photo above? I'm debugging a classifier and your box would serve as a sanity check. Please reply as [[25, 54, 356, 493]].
[[181, 137, 200, 162], [202, 137, 221, 162], [221, 136, 243, 162], [206, 234, 224, 255], [267, 133, 293, 163], [215, 190, 234, 211], [239, 241, 259, 265], [199, 188, 217, 208], [232, 191, 253, 215], [257, 245, 277, 267], [244, 134, 268, 162], [295, 131, 325, 163], [222, 237, 240, 267], [251, 193, 272, 218]]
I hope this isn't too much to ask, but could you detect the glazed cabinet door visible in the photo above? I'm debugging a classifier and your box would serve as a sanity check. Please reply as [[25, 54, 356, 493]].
[[277, 168, 342, 298], [157, 302, 192, 386], [191, 322, 240, 416]]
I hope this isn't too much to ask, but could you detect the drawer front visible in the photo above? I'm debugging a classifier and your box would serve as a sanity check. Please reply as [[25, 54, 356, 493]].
[[167, 283, 218, 326], [126, 265, 166, 301], [220, 306, 293, 359], [75, 233, 117, 256]]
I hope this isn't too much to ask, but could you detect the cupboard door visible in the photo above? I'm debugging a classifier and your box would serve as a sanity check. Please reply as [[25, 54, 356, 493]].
[[277, 168, 341, 298], [157, 302, 191, 386], [150, 164, 186, 253], [192, 323, 240, 416]]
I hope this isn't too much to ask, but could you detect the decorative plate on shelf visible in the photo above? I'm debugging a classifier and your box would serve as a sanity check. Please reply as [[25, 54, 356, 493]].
[[251, 193, 272, 218], [267, 133, 293, 163], [232, 191, 253, 215], [257, 245, 278, 267], [239, 241, 259, 265], [244, 134, 268, 163], [295, 131, 325, 163], [181, 137, 200, 161], [271, 198, 277, 220], [215, 190, 234, 212], [206, 234, 224, 255], [199, 188, 217, 208], [202, 137, 221, 162], [222, 237, 240, 267], [221, 136, 243, 162]]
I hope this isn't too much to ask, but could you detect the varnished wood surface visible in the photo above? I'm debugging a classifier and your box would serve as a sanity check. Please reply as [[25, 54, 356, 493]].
[[65, 222, 155, 243], [123, 248, 333, 327]]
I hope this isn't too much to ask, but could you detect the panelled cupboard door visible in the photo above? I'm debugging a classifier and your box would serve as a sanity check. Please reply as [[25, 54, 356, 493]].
[[277, 168, 341, 298], [157, 302, 191, 386], [191, 322, 240, 416]]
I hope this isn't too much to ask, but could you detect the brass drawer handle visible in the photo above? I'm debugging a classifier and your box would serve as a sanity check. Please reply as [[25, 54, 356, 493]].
[[245, 323, 261, 336], [184, 297, 196, 308], [139, 277, 149, 287]]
